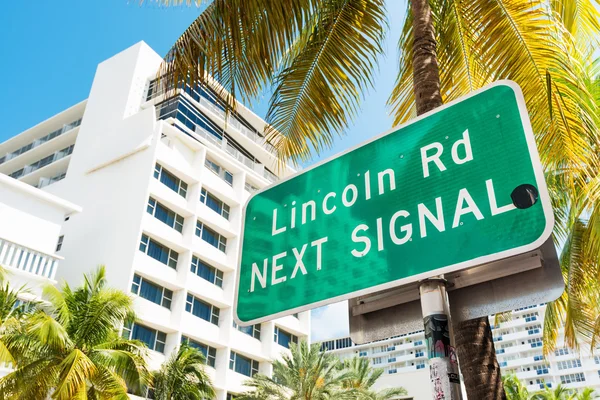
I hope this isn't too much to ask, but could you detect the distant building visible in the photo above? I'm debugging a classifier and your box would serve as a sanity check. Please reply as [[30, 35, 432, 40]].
[[0, 173, 81, 375], [318, 304, 600, 399], [0, 41, 310, 400]]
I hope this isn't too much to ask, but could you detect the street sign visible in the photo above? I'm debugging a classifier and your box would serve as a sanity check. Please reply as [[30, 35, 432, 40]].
[[349, 237, 563, 343], [234, 80, 554, 325]]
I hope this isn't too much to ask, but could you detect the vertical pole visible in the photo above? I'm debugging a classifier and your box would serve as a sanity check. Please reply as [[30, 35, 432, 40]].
[[419, 279, 462, 400]]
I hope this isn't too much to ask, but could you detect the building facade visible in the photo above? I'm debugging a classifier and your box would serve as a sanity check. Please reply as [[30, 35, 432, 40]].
[[0, 41, 310, 399], [319, 304, 600, 399], [0, 173, 81, 375]]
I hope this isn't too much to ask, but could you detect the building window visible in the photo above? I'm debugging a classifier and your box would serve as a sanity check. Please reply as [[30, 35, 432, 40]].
[[560, 372, 585, 384], [555, 348, 570, 356], [56, 235, 64, 252], [147, 197, 184, 233], [181, 336, 216, 368], [185, 294, 220, 325], [131, 274, 173, 309], [274, 327, 298, 349], [226, 394, 238, 400], [190, 256, 223, 287], [139, 234, 179, 269], [122, 322, 166, 353], [154, 163, 188, 198], [204, 158, 234, 186], [557, 359, 582, 370], [229, 351, 259, 377], [200, 188, 230, 220], [195, 222, 227, 252], [528, 338, 542, 348], [233, 321, 261, 340]]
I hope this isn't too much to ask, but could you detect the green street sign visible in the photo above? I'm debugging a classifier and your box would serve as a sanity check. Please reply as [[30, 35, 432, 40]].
[[234, 81, 553, 325]]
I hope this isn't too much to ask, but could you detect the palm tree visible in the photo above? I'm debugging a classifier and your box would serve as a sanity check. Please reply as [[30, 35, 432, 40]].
[[0, 266, 151, 399], [0, 282, 36, 365], [341, 356, 407, 399], [238, 341, 355, 399], [502, 375, 531, 400], [153, 342, 216, 400], [531, 384, 574, 400], [573, 388, 599, 400], [154, 0, 600, 398]]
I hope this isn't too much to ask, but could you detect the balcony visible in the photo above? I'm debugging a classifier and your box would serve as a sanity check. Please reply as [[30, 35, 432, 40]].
[[9, 145, 74, 180], [0, 238, 59, 280], [0, 118, 81, 165]]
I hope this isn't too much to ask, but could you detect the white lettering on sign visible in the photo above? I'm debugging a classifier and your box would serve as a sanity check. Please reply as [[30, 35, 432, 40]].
[[487, 179, 516, 215], [254, 128, 523, 292], [272, 209, 286, 236], [249, 236, 329, 291], [421, 143, 446, 178], [452, 188, 484, 228], [418, 197, 445, 238], [421, 129, 473, 178]]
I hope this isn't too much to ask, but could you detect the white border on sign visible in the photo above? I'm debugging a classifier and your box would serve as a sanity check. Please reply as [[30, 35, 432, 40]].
[[233, 80, 555, 326]]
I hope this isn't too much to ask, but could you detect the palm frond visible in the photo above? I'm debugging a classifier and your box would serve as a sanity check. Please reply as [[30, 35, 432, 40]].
[[264, 0, 387, 162]]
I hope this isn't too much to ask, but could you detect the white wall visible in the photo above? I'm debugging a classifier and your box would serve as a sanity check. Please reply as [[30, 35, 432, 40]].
[[0, 174, 79, 255], [44, 42, 164, 290]]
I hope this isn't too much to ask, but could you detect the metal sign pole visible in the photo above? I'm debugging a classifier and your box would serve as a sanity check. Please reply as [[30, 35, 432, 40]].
[[419, 279, 462, 400]]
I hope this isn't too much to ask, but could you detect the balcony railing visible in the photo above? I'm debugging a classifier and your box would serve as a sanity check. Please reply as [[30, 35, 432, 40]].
[[0, 238, 59, 280], [9, 145, 74, 180], [0, 118, 81, 165]]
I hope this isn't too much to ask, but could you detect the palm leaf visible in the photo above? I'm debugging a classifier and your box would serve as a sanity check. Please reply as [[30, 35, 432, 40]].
[[264, 0, 387, 163]]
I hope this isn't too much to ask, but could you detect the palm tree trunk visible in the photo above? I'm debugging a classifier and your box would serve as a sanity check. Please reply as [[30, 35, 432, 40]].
[[410, 1, 506, 399], [455, 317, 506, 400]]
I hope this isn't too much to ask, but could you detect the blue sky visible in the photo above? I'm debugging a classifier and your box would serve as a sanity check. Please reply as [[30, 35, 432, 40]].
[[0, 1, 405, 341]]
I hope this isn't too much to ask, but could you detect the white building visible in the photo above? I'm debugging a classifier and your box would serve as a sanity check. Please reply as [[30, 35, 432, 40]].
[[0, 173, 81, 375], [0, 173, 81, 299], [0, 41, 310, 400], [318, 304, 600, 399]]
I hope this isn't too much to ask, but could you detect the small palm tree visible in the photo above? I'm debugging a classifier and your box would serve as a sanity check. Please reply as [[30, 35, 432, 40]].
[[153, 342, 215, 400], [0, 281, 35, 365], [503, 374, 532, 400], [574, 388, 599, 400], [341, 357, 407, 399], [531, 384, 575, 400], [238, 341, 354, 399], [0, 266, 151, 399]]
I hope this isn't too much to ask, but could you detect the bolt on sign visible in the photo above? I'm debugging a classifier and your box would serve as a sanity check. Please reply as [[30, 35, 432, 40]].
[[234, 81, 554, 325]]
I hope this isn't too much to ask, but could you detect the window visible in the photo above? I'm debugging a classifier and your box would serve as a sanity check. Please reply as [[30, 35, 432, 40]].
[[274, 327, 298, 349], [195, 222, 227, 252], [200, 188, 230, 220], [415, 351, 424, 357], [359, 351, 368, 357], [560, 373, 585, 384], [533, 364, 550, 375], [416, 362, 426, 370], [528, 338, 542, 348], [204, 158, 234, 186], [147, 197, 184, 232], [555, 348, 570, 356], [387, 368, 397, 374], [233, 321, 261, 340], [526, 324, 542, 335], [226, 394, 238, 400], [557, 359, 582, 370], [154, 163, 188, 198], [595, 356, 600, 365], [182, 336, 217, 367], [414, 340, 423, 346], [185, 294, 220, 325], [229, 352, 259, 377], [122, 322, 166, 353], [190, 256, 223, 287], [139, 234, 179, 269], [56, 235, 64, 252], [131, 274, 173, 309]]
